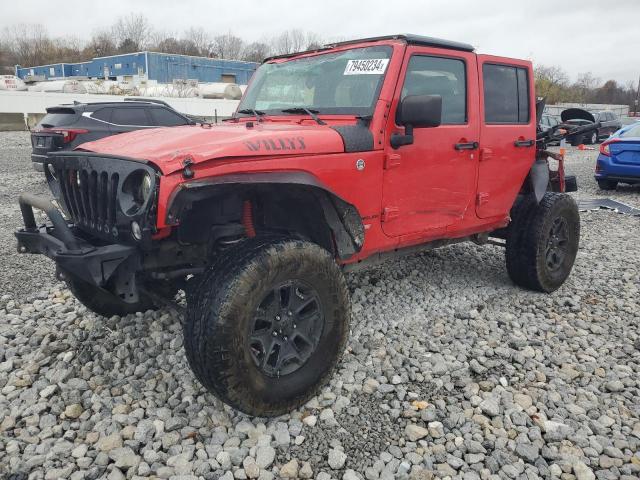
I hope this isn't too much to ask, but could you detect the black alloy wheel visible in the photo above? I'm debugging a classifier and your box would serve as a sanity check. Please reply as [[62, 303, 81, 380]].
[[545, 217, 569, 272], [249, 280, 325, 377]]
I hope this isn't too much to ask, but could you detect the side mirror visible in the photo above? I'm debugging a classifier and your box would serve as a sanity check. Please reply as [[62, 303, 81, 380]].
[[391, 95, 442, 149]]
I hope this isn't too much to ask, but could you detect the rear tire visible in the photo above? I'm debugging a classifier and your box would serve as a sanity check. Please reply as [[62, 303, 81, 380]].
[[588, 131, 598, 145], [65, 274, 156, 317], [506, 193, 580, 292], [184, 236, 350, 416], [597, 179, 617, 190]]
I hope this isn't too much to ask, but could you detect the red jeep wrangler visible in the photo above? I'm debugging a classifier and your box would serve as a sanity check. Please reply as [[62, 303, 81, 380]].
[[16, 35, 579, 416]]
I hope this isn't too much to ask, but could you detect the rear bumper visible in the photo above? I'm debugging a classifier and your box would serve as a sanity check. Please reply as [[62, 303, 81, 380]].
[[595, 153, 640, 183], [31, 153, 46, 172], [594, 175, 640, 184], [15, 193, 139, 288]]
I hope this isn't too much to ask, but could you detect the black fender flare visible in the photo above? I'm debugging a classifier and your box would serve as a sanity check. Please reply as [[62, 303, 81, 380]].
[[165, 171, 365, 259], [529, 158, 550, 203]]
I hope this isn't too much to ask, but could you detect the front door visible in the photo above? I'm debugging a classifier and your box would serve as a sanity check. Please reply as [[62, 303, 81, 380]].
[[381, 46, 480, 237], [476, 56, 536, 219]]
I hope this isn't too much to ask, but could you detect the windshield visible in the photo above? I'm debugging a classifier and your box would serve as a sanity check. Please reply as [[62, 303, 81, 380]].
[[238, 46, 393, 116]]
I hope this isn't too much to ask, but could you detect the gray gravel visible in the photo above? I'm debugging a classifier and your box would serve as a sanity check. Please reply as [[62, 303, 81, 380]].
[[1, 131, 639, 479]]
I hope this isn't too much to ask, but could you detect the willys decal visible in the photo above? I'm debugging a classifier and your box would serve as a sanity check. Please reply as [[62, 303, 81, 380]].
[[243, 137, 306, 152]]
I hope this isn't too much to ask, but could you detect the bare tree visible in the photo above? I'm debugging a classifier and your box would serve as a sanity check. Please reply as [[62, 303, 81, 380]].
[[86, 30, 117, 57], [211, 32, 244, 59], [271, 30, 322, 55], [535, 65, 569, 87], [155, 36, 182, 54], [242, 41, 271, 62], [112, 13, 152, 52], [2, 24, 53, 67], [304, 31, 323, 50], [534, 65, 570, 104], [183, 27, 212, 56], [574, 72, 600, 103]]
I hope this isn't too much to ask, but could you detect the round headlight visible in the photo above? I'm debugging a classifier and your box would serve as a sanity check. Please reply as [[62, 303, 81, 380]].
[[139, 172, 152, 203], [120, 170, 154, 216], [131, 221, 142, 241]]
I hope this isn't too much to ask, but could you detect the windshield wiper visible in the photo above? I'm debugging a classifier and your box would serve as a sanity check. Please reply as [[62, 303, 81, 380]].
[[280, 107, 326, 125], [236, 109, 267, 121]]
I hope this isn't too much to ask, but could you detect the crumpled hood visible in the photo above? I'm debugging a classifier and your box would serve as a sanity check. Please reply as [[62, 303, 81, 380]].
[[77, 122, 346, 174]]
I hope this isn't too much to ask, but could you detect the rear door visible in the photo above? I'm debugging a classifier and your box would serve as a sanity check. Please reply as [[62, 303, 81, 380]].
[[110, 107, 154, 133], [476, 56, 536, 219], [381, 46, 480, 237], [149, 107, 191, 126]]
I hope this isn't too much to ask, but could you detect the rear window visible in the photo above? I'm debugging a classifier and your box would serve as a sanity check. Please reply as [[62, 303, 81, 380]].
[[150, 108, 189, 126], [91, 108, 113, 122], [111, 107, 151, 126], [483, 64, 530, 124], [620, 124, 640, 137], [39, 110, 78, 127]]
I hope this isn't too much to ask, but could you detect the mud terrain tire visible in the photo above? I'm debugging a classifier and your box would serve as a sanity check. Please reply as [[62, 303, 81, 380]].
[[184, 236, 350, 416], [506, 193, 580, 292]]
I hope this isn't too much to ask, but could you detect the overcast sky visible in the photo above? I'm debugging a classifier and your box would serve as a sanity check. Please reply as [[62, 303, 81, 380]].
[[2, 0, 638, 84]]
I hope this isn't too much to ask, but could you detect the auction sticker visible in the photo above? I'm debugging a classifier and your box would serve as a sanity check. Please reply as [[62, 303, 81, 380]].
[[344, 59, 389, 75]]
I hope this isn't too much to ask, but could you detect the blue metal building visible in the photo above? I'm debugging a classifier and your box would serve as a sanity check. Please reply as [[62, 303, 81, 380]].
[[15, 52, 258, 85]]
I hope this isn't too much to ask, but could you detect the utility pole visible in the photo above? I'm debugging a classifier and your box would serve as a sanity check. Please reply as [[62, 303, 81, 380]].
[[635, 73, 640, 116]]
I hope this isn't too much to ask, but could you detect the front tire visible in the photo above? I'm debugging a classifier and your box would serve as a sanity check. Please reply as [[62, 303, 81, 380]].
[[588, 131, 598, 145], [184, 236, 350, 416], [506, 193, 580, 292]]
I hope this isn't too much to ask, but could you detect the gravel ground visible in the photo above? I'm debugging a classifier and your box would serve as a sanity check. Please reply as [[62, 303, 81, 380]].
[[0, 131, 639, 480]]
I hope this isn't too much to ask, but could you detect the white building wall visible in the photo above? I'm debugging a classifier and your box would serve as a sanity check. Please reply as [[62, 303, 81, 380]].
[[0, 90, 239, 118]]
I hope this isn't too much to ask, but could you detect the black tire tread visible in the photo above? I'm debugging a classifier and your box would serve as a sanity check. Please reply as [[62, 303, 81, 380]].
[[184, 235, 350, 416], [506, 193, 580, 292]]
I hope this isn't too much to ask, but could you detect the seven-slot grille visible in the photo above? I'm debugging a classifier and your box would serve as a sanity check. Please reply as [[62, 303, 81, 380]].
[[49, 155, 156, 240], [57, 165, 119, 234]]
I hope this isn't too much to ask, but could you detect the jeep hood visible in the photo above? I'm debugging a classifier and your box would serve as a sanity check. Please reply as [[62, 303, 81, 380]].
[[77, 123, 348, 174]]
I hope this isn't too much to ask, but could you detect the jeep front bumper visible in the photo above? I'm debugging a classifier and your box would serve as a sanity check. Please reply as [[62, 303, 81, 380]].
[[15, 193, 140, 292]]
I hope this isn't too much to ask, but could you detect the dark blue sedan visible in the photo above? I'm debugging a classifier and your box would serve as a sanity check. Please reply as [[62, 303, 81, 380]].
[[595, 122, 640, 190]]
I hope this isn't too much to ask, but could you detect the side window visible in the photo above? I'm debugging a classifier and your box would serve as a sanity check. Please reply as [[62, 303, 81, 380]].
[[111, 108, 150, 126], [150, 108, 188, 126], [483, 64, 530, 123], [91, 108, 112, 122], [400, 55, 467, 124]]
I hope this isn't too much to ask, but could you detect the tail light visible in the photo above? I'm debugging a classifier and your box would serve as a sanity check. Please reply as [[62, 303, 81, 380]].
[[599, 138, 620, 157], [36, 128, 89, 144]]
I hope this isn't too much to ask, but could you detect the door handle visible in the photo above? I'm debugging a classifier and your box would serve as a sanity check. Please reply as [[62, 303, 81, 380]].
[[454, 141, 479, 151], [514, 139, 535, 147]]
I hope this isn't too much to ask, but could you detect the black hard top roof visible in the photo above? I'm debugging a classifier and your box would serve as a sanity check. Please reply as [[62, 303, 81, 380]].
[[264, 33, 474, 62], [331, 34, 475, 52]]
